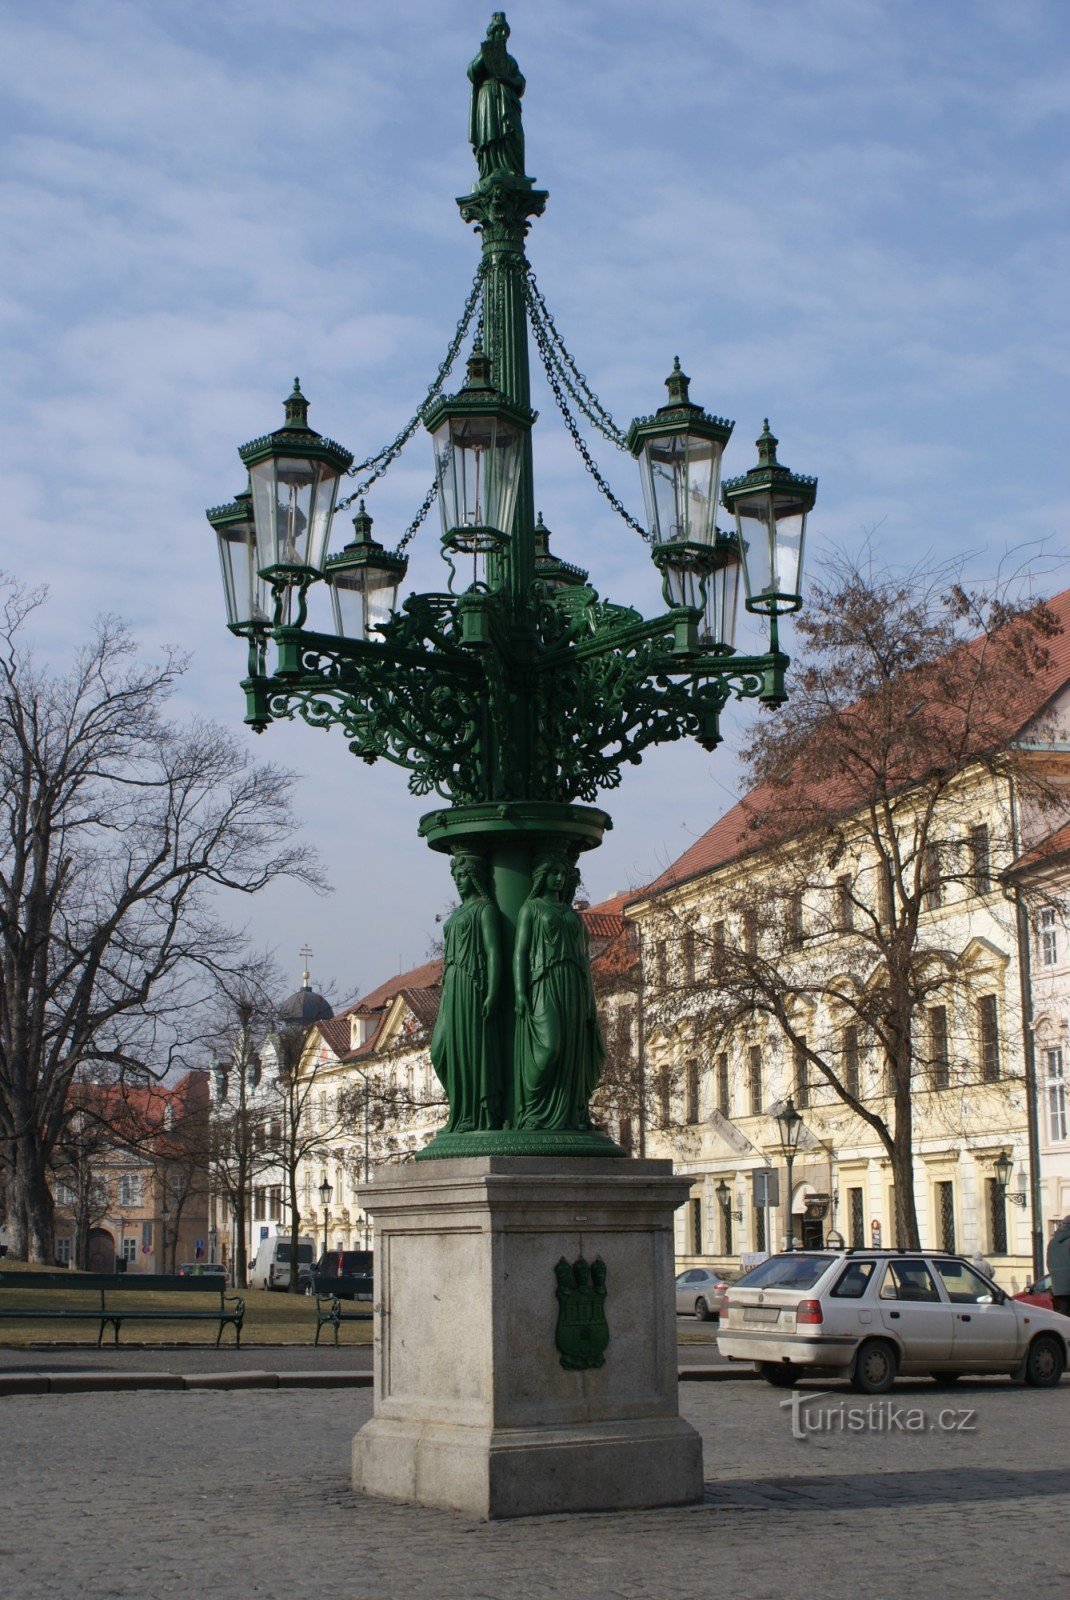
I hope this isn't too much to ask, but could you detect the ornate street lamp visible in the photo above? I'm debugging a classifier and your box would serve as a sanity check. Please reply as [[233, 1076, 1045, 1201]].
[[423, 341, 534, 587], [324, 502, 408, 639], [993, 1148, 1028, 1208], [208, 13, 816, 1160], [775, 1096, 804, 1252], [626, 360, 741, 650], [239, 379, 353, 591], [319, 1174, 333, 1256], [721, 420, 817, 623], [207, 489, 272, 631]]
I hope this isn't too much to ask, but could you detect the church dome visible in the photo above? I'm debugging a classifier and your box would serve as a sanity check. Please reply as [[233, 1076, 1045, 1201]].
[[278, 952, 334, 1025]]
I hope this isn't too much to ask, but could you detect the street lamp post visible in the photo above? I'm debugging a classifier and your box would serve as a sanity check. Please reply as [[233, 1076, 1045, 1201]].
[[993, 1149, 1028, 1209], [776, 1097, 804, 1252], [319, 1174, 333, 1256], [206, 13, 816, 1163]]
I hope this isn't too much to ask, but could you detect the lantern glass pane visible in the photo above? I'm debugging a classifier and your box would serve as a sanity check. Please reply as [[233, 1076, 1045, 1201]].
[[363, 568, 399, 634], [249, 456, 342, 572], [216, 523, 269, 628], [732, 491, 776, 601], [706, 555, 741, 649], [640, 432, 722, 548], [433, 416, 523, 536], [328, 570, 366, 640]]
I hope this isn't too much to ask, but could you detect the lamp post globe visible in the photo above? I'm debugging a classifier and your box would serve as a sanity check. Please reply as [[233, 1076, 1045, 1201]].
[[207, 12, 817, 1162]]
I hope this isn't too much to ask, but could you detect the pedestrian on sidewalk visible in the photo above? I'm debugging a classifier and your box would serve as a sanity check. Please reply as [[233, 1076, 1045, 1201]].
[[1046, 1216, 1070, 1316]]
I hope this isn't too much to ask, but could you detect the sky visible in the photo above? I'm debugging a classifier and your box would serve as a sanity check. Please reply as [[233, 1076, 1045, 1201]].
[[2, 0, 1068, 1007]]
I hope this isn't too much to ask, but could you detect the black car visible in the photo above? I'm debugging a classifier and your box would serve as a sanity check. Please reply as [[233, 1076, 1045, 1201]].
[[299, 1249, 374, 1299]]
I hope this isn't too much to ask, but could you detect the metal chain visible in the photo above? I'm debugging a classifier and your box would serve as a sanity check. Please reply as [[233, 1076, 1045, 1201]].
[[524, 271, 628, 448], [397, 478, 439, 554], [336, 261, 487, 513], [525, 278, 652, 544]]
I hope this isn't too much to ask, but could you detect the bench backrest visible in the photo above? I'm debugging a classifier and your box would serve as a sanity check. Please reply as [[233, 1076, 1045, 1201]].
[[0, 1272, 226, 1295]]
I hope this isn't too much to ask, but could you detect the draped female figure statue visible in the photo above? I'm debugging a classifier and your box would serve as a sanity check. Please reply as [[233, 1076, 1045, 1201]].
[[513, 851, 605, 1130], [430, 850, 503, 1132], [468, 12, 526, 182]]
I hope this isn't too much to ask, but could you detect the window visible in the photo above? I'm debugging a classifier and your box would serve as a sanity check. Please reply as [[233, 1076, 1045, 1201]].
[[1039, 907, 1058, 968], [690, 1197, 703, 1255], [748, 1046, 763, 1116], [54, 1181, 75, 1208], [933, 1257, 992, 1304], [254, 1187, 265, 1221], [848, 1186, 865, 1247], [879, 1260, 939, 1302], [793, 1038, 809, 1109], [831, 1260, 875, 1299], [1045, 1048, 1067, 1142], [711, 921, 726, 973], [716, 1053, 730, 1116], [843, 1026, 859, 1097], [744, 909, 758, 959], [978, 994, 1000, 1082], [986, 1177, 1008, 1255], [659, 1069, 672, 1129], [922, 845, 943, 911], [268, 1185, 282, 1218], [685, 1058, 700, 1125], [836, 875, 853, 932], [936, 1180, 956, 1251], [929, 1005, 950, 1089], [121, 1238, 138, 1263], [970, 824, 991, 895], [787, 892, 805, 950], [55, 1238, 72, 1265], [141, 1221, 152, 1250], [681, 926, 695, 985], [118, 1174, 142, 1208], [754, 1203, 766, 1252]]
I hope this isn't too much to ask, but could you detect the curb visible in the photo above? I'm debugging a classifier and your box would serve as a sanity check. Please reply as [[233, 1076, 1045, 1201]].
[[0, 1367, 747, 1396]]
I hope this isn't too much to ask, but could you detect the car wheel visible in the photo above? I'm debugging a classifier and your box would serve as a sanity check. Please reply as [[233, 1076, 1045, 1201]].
[[930, 1372, 961, 1386], [1024, 1333, 1066, 1388], [851, 1339, 897, 1395], [758, 1362, 800, 1388], [694, 1297, 711, 1322]]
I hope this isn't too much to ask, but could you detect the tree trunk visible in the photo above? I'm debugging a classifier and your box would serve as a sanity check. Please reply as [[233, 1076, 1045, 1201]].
[[890, 1051, 922, 1249], [15, 1136, 54, 1263], [234, 1187, 249, 1288]]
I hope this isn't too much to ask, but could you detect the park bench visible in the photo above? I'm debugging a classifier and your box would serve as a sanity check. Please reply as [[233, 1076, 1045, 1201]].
[[0, 1271, 245, 1347], [312, 1272, 373, 1347]]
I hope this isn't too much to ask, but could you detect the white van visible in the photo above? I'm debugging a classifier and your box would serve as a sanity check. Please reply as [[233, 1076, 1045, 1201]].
[[249, 1235, 316, 1291]]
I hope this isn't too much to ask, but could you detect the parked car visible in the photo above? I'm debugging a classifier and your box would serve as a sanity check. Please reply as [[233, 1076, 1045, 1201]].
[[248, 1235, 316, 1291], [1014, 1273, 1055, 1312], [675, 1267, 731, 1321], [717, 1249, 1070, 1392], [177, 1262, 227, 1280], [299, 1249, 374, 1300]]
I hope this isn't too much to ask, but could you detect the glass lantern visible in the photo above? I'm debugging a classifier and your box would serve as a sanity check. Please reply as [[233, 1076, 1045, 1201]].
[[238, 379, 353, 582], [207, 490, 271, 630], [626, 358, 734, 556], [323, 502, 408, 640], [721, 421, 817, 615], [422, 341, 533, 580]]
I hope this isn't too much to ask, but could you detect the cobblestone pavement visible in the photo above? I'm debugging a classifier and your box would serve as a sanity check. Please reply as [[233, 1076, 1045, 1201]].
[[1, 1377, 1066, 1599]]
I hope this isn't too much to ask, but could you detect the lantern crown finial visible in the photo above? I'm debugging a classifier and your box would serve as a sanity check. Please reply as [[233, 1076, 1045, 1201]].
[[350, 499, 375, 544], [284, 377, 310, 431], [463, 338, 495, 392], [665, 356, 691, 408], [757, 418, 779, 468]]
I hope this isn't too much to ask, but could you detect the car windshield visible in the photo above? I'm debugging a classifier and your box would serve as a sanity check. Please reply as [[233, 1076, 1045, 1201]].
[[735, 1254, 830, 1291]]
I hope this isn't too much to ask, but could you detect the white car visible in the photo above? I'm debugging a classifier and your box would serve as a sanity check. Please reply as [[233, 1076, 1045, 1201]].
[[716, 1249, 1070, 1393]]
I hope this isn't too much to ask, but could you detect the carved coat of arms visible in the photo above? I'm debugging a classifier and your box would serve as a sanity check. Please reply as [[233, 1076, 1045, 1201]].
[[554, 1254, 609, 1370]]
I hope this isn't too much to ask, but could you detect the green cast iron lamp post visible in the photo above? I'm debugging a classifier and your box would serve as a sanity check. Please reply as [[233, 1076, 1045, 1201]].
[[207, 12, 817, 1161]]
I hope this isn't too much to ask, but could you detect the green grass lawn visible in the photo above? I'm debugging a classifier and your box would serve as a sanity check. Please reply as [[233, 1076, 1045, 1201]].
[[0, 1262, 373, 1347]]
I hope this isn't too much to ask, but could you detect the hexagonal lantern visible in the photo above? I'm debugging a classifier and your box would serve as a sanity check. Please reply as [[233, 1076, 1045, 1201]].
[[626, 357, 734, 558], [323, 502, 408, 640], [207, 489, 271, 631], [238, 378, 353, 582], [423, 340, 534, 574], [721, 420, 817, 615]]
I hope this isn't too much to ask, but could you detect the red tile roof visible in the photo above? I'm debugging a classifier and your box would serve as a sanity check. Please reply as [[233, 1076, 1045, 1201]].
[[632, 586, 1070, 901], [1008, 820, 1070, 875]]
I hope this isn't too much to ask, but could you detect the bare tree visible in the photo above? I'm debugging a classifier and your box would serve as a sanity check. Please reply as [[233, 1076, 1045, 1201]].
[[0, 579, 323, 1261], [653, 561, 1064, 1249]]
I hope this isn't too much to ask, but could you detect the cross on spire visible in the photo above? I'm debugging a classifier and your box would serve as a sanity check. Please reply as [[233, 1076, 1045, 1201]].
[[299, 944, 314, 987]]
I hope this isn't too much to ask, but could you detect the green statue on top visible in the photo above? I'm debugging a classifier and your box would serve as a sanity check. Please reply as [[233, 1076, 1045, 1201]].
[[468, 12, 527, 183]]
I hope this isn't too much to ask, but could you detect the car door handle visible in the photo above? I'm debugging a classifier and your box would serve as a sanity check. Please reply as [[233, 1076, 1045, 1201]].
[[888, 1311, 900, 1319], [958, 1314, 971, 1322]]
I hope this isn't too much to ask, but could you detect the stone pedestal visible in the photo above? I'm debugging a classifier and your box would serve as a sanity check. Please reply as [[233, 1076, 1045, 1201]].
[[353, 1156, 703, 1518]]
